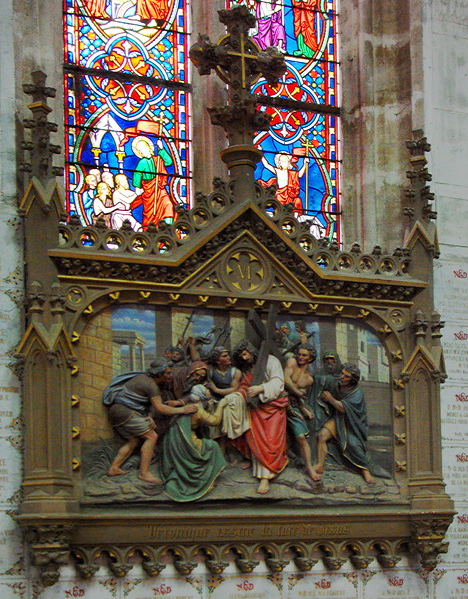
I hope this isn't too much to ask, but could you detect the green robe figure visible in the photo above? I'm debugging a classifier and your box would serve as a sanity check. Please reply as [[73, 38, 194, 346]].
[[160, 399, 227, 502], [131, 136, 175, 229], [308, 363, 375, 484]]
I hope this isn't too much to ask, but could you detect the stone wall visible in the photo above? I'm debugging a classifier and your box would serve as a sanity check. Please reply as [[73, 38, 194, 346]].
[[76, 309, 114, 443], [427, 0, 468, 594]]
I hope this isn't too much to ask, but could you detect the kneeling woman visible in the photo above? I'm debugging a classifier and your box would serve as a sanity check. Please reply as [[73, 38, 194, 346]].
[[160, 381, 229, 502]]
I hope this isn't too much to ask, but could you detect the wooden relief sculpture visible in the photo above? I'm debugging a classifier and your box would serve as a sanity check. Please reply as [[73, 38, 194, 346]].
[[16, 6, 453, 587]]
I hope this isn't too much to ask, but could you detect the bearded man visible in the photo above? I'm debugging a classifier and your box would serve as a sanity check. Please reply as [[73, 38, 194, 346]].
[[222, 340, 288, 495], [310, 363, 375, 484], [318, 351, 342, 376], [103, 358, 197, 484]]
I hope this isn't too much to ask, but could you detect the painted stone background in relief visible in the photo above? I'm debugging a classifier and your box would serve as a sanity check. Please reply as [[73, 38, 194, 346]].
[[77, 305, 399, 505]]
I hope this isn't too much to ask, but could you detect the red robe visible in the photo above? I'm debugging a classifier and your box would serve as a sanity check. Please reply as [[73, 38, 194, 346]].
[[234, 370, 288, 476], [136, 0, 170, 21], [293, 0, 319, 52], [130, 156, 175, 230], [263, 169, 304, 214], [85, 0, 108, 18]]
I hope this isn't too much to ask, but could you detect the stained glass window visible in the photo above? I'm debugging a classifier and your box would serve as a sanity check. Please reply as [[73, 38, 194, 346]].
[[63, 0, 192, 230], [228, 0, 340, 241]]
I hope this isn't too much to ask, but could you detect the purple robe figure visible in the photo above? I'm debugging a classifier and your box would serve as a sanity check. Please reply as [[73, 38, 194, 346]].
[[252, 1, 286, 52]]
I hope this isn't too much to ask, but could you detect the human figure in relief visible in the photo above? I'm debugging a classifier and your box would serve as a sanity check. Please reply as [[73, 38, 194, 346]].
[[102, 359, 197, 484], [159, 362, 231, 502], [309, 363, 376, 484], [284, 344, 317, 481], [261, 151, 309, 214], [221, 340, 288, 495], [205, 346, 242, 457], [206, 346, 242, 401], [130, 136, 175, 230], [318, 350, 342, 376]]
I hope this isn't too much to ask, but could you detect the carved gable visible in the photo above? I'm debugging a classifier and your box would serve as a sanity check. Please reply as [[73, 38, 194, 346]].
[[182, 229, 318, 301]]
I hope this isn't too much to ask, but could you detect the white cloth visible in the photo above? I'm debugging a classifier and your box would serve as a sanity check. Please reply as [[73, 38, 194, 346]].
[[221, 392, 250, 439], [258, 355, 284, 403], [110, 210, 142, 231], [252, 457, 276, 480], [221, 355, 285, 439]]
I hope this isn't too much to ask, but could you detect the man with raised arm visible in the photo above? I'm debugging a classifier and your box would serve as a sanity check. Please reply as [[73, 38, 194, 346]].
[[310, 363, 375, 484]]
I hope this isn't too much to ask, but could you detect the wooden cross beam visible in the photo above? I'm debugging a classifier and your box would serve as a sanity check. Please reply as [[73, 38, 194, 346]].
[[247, 306, 282, 408]]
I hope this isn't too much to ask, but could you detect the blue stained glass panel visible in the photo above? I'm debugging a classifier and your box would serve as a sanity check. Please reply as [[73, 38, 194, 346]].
[[227, 0, 341, 241], [63, 0, 192, 229]]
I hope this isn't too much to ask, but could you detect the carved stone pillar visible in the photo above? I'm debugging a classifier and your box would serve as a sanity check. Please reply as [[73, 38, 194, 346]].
[[16, 73, 78, 517], [129, 343, 137, 370], [403, 134, 453, 516]]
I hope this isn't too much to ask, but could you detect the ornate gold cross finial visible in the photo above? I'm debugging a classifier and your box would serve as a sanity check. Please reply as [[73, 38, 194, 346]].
[[189, 5, 285, 198], [189, 5, 285, 148]]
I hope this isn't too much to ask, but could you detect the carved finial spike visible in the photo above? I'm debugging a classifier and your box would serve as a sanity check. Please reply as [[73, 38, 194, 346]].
[[27, 281, 46, 320], [22, 71, 62, 183], [23, 70, 56, 103]]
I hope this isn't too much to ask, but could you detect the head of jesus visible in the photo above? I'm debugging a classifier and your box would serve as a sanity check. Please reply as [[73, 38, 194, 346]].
[[134, 137, 154, 159]]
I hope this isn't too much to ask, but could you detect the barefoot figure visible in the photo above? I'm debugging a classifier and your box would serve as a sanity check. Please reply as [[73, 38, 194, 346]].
[[222, 340, 289, 495], [103, 358, 197, 484], [310, 363, 375, 484], [284, 344, 317, 481]]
